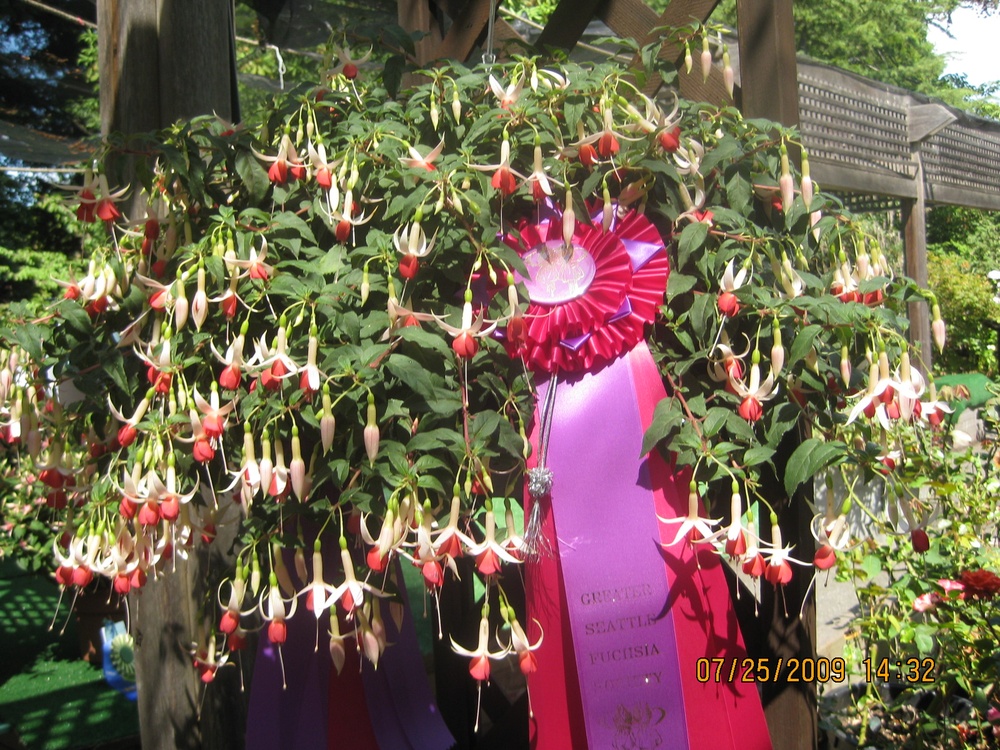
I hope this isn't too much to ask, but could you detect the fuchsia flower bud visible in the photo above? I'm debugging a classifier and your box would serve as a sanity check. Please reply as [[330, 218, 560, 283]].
[[364, 393, 379, 465], [700, 35, 712, 83], [722, 46, 734, 98], [320, 385, 336, 453], [191, 263, 208, 331], [290, 424, 306, 501], [932, 303, 946, 352], [800, 148, 814, 210], [779, 142, 794, 213]]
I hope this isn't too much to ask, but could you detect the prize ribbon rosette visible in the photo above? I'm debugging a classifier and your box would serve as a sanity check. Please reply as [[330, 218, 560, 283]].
[[506, 204, 772, 750]]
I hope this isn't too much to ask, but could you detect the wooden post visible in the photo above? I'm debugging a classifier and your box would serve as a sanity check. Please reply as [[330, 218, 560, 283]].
[[736, 0, 799, 128], [98, 2, 241, 748], [904, 104, 955, 373], [732, 3, 815, 750], [902, 174, 931, 372]]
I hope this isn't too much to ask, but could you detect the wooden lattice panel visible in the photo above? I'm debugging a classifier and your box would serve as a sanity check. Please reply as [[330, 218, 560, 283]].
[[924, 123, 1000, 196], [797, 69, 915, 180]]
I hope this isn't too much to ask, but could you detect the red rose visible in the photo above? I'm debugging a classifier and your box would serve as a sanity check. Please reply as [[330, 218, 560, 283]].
[[960, 569, 1000, 600]]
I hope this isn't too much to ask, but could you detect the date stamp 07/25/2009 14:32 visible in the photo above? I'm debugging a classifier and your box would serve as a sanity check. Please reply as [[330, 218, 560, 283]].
[[695, 656, 938, 684]]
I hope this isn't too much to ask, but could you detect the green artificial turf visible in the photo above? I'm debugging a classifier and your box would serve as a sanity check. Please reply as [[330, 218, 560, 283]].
[[0, 561, 139, 750]]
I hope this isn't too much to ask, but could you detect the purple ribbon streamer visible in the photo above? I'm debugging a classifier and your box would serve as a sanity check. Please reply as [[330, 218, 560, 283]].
[[246, 605, 331, 749], [538, 352, 690, 750], [246, 549, 453, 750], [361, 567, 455, 750]]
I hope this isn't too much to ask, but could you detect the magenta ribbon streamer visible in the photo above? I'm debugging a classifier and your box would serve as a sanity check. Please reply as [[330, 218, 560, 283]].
[[246, 549, 453, 750], [535, 352, 690, 750]]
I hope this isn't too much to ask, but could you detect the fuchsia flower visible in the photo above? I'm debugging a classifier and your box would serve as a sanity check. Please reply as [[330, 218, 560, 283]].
[[399, 139, 445, 172], [718, 259, 749, 318], [471, 136, 524, 197], [488, 74, 524, 110], [433, 493, 476, 561], [658, 481, 720, 548], [763, 518, 807, 586], [394, 222, 435, 280], [435, 290, 496, 360], [730, 350, 779, 423], [450, 607, 510, 730], [468, 501, 520, 576]]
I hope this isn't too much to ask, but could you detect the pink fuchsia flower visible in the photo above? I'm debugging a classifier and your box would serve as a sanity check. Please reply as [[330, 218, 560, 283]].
[[332, 44, 371, 80], [394, 221, 435, 280], [433, 492, 476, 561], [470, 135, 524, 197], [399, 139, 445, 172], [731, 349, 779, 423], [658, 481, 720, 548], [488, 74, 524, 110], [231, 236, 274, 281], [450, 605, 511, 730], [506, 610, 543, 676], [573, 106, 637, 159], [846, 348, 902, 429], [254, 134, 304, 186], [763, 516, 808, 586], [468, 500, 521, 576], [921, 380, 954, 427], [718, 258, 749, 318], [810, 500, 852, 570], [193, 384, 234, 440], [434, 290, 497, 359], [307, 140, 339, 191], [525, 143, 554, 202]]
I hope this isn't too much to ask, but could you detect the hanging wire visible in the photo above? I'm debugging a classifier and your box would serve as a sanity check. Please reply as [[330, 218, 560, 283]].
[[481, 0, 498, 67], [266, 45, 287, 90]]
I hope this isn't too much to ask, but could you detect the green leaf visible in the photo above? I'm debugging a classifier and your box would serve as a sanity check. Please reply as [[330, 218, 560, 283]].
[[235, 149, 269, 204], [271, 210, 317, 245], [667, 272, 697, 296], [914, 625, 935, 656], [383, 55, 405, 98], [789, 324, 823, 367], [564, 95, 586, 136], [703, 407, 729, 438], [783, 438, 846, 497], [641, 399, 683, 455], [744, 445, 776, 466], [861, 554, 882, 579], [676, 221, 709, 269]]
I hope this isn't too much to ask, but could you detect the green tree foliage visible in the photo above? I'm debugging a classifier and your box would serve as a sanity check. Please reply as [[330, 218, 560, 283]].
[[927, 251, 1000, 374]]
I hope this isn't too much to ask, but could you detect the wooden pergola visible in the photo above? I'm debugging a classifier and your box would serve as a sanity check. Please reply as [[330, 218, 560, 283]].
[[400, 0, 1000, 373]]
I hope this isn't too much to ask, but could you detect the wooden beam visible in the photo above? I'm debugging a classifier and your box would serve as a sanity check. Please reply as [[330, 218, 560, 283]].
[[535, 0, 604, 52], [735, 0, 799, 126], [598, 0, 658, 43], [926, 183, 1000, 212], [807, 157, 919, 199], [433, 0, 504, 63]]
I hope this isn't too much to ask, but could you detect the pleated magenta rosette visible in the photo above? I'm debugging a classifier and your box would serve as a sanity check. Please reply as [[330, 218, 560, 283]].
[[501, 206, 669, 374]]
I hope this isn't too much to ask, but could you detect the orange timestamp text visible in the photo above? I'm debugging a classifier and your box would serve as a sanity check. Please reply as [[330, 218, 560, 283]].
[[695, 656, 848, 683]]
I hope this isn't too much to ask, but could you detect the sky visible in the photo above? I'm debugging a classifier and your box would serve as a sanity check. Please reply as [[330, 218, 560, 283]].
[[926, 5, 1000, 88]]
